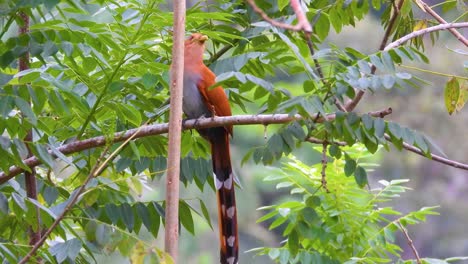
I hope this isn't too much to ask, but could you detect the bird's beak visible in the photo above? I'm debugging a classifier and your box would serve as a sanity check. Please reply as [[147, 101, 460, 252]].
[[199, 35, 208, 43]]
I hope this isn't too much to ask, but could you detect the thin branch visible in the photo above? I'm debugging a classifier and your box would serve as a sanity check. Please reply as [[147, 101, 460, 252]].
[[306, 137, 347, 146], [165, 0, 185, 261], [18, 146, 111, 264], [415, 0, 468, 47], [384, 134, 468, 170], [385, 22, 468, 50], [18, 118, 150, 264], [0, 108, 393, 184], [400, 64, 468, 80], [207, 40, 239, 66], [321, 142, 330, 192], [345, 0, 405, 112], [397, 221, 422, 264], [18, 10, 41, 247], [246, 0, 312, 32]]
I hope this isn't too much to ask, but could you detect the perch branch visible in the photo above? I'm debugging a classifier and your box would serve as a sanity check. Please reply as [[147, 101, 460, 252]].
[[385, 22, 468, 50], [0, 109, 393, 184]]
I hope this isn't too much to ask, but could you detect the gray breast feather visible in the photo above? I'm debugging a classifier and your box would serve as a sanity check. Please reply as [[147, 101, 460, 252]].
[[183, 74, 211, 119]]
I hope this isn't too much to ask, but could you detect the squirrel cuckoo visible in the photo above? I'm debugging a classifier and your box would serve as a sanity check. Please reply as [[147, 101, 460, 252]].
[[182, 33, 239, 264]]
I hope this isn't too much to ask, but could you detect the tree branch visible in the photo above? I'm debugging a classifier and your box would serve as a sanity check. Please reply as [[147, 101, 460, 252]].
[[165, 0, 186, 261], [18, 10, 42, 247], [398, 221, 422, 264], [385, 22, 468, 50], [345, 0, 405, 112], [246, 0, 312, 32], [415, 0, 468, 47], [384, 134, 468, 170], [18, 146, 111, 264], [321, 142, 329, 192], [0, 109, 393, 185]]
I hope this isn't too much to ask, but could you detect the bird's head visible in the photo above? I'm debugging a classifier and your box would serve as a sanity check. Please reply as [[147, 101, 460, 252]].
[[185, 33, 208, 46], [184, 33, 208, 63]]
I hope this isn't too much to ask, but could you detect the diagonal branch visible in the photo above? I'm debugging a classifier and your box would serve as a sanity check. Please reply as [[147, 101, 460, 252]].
[[415, 0, 468, 47], [246, 0, 312, 32], [384, 134, 468, 170], [385, 22, 468, 50], [398, 221, 422, 264], [345, 0, 406, 112], [18, 146, 111, 264]]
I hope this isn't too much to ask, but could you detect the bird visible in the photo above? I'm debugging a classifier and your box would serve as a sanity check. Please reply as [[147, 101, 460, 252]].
[[182, 33, 239, 264]]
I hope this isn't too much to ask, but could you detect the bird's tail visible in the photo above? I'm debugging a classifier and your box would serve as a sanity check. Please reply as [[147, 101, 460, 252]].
[[210, 131, 238, 264]]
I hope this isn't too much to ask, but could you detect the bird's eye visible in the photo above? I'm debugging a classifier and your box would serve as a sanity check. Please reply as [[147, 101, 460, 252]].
[[187, 35, 194, 41]]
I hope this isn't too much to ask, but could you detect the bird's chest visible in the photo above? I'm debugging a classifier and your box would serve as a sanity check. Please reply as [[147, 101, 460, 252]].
[[183, 73, 211, 119]]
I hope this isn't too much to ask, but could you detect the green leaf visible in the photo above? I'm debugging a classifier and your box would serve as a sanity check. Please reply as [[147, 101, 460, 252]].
[[179, 201, 195, 235], [344, 158, 356, 177], [314, 13, 330, 41], [354, 166, 367, 187], [287, 229, 299, 256], [374, 118, 385, 138], [444, 77, 460, 115], [199, 199, 213, 229], [141, 73, 158, 89], [278, 0, 289, 11], [134, 202, 151, 232], [328, 144, 341, 158], [35, 144, 55, 168], [148, 202, 161, 238], [269, 248, 280, 259], [121, 203, 135, 232], [15, 97, 37, 125], [387, 122, 402, 139], [105, 203, 120, 225], [0, 192, 8, 215], [49, 238, 82, 263]]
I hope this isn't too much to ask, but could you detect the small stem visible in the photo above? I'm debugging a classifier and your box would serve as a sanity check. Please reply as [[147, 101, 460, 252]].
[[397, 221, 422, 264], [321, 142, 330, 192], [345, 0, 405, 112], [400, 64, 468, 80], [416, 0, 468, 46], [384, 22, 468, 50]]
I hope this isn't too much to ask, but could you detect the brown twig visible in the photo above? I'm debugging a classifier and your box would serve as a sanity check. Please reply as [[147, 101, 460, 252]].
[[0, 109, 394, 184], [306, 137, 347, 146], [384, 133, 468, 170], [246, 0, 312, 32], [397, 221, 422, 264], [345, 0, 405, 112], [385, 22, 468, 50], [207, 40, 239, 66], [18, 117, 151, 263], [321, 142, 330, 192], [415, 0, 468, 47], [18, 146, 111, 264], [165, 0, 186, 261], [18, 10, 42, 247]]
